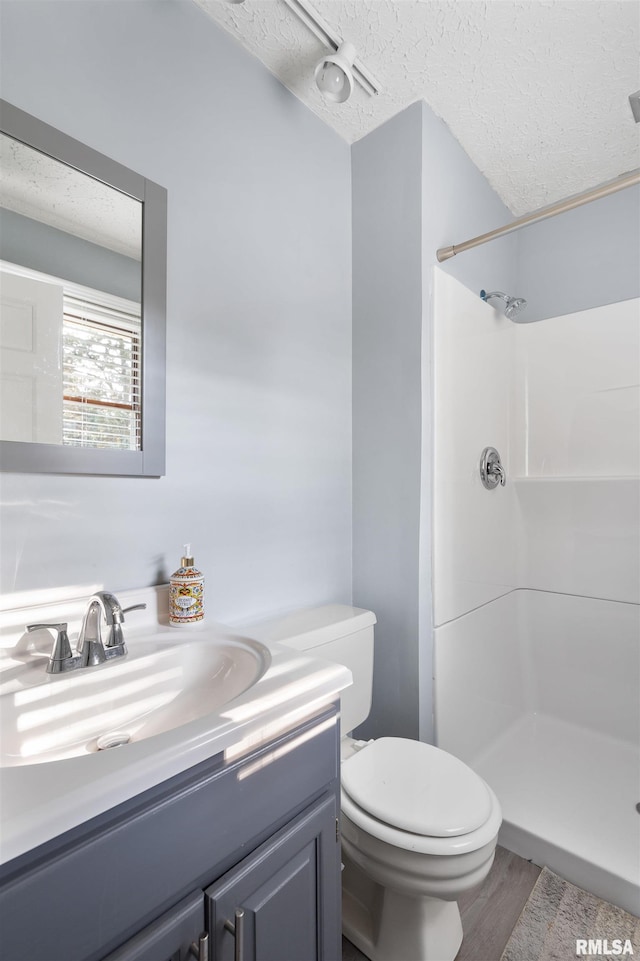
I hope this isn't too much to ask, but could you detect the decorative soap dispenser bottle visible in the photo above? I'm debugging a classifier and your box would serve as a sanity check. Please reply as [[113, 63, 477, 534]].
[[169, 544, 204, 627]]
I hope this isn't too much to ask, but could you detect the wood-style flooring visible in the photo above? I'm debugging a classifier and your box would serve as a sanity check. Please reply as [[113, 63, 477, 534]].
[[342, 845, 541, 961]]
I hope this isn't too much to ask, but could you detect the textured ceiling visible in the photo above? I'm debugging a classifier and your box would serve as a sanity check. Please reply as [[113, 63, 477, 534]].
[[0, 134, 141, 260], [194, 0, 640, 215]]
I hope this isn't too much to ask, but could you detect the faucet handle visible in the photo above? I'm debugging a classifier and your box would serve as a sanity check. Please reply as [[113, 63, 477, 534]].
[[105, 603, 147, 651], [27, 622, 73, 674], [122, 603, 147, 616], [27, 621, 67, 632]]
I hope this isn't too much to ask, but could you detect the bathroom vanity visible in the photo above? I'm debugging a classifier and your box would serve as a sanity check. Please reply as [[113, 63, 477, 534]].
[[0, 589, 351, 961], [0, 704, 341, 961]]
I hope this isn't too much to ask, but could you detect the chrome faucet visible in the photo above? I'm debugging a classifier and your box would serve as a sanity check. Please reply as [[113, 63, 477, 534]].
[[78, 591, 133, 665], [27, 591, 146, 675]]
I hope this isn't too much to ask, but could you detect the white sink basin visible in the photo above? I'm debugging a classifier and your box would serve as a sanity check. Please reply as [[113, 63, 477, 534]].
[[0, 587, 353, 866], [0, 632, 271, 766]]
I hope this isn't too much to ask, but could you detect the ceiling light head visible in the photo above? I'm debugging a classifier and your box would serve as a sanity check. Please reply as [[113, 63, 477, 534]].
[[314, 41, 356, 104]]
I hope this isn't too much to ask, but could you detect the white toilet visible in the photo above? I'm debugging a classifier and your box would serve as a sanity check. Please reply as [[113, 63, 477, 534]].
[[253, 604, 502, 961]]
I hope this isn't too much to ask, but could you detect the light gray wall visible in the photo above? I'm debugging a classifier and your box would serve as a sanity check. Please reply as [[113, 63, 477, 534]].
[[352, 104, 423, 741], [0, 208, 141, 302], [352, 101, 517, 742], [0, 0, 352, 621], [516, 185, 640, 322]]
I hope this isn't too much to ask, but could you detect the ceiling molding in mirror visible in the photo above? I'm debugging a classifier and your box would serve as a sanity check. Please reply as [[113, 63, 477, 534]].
[[0, 100, 167, 476]]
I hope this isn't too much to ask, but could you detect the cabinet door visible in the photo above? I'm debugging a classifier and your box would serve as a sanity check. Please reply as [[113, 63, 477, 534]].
[[101, 890, 205, 961], [206, 794, 340, 961]]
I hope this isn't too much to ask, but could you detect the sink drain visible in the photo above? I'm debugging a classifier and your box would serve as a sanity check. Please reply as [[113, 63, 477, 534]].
[[96, 732, 131, 751]]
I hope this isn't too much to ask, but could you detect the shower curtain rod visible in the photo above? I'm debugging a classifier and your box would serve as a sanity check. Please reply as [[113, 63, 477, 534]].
[[436, 168, 640, 262]]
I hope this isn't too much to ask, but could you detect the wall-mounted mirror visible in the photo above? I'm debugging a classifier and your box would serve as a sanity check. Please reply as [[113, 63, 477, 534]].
[[0, 100, 166, 475]]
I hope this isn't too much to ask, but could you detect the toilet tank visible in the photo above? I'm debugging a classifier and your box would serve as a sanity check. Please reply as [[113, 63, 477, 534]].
[[248, 604, 376, 735]]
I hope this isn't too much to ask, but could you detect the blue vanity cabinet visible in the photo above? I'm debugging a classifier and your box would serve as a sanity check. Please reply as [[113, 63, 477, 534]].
[[207, 793, 339, 961], [0, 705, 341, 961], [101, 794, 339, 961]]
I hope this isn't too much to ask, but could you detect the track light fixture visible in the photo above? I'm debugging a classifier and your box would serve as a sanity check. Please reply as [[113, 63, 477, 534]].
[[314, 42, 356, 104], [225, 0, 381, 101], [282, 0, 381, 102]]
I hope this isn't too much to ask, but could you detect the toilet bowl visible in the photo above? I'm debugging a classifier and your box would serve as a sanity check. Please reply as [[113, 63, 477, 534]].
[[248, 605, 502, 961], [339, 737, 501, 961]]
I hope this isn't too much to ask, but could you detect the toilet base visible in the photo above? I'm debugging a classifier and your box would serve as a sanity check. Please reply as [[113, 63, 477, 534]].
[[342, 853, 464, 961]]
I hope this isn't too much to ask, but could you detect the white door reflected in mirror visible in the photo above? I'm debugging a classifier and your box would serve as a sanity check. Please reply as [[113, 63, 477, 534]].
[[0, 271, 63, 444]]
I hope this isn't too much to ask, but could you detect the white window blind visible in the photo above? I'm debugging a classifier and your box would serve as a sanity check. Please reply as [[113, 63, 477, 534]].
[[62, 297, 141, 450]]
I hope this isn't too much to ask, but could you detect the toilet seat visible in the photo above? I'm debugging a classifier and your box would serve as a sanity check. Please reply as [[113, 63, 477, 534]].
[[342, 737, 492, 837], [341, 737, 502, 855]]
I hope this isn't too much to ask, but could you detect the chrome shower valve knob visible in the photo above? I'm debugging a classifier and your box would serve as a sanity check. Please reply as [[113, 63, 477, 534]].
[[480, 447, 506, 489]]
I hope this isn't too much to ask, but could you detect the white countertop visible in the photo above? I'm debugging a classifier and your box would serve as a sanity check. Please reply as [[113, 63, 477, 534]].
[[0, 588, 351, 865]]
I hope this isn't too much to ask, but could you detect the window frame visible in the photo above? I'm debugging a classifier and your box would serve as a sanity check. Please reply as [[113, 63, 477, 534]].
[[62, 297, 142, 452]]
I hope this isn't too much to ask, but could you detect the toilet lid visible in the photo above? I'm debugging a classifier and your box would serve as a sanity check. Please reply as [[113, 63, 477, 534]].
[[341, 737, 493, 838]]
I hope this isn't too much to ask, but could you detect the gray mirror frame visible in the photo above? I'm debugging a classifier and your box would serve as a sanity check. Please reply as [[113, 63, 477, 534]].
[[0, 100, 167, 476]]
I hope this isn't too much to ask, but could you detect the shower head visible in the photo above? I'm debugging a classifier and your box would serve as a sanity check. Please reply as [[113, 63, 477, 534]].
[[504, 296, 527, 320], [480, 290, 528, 321]]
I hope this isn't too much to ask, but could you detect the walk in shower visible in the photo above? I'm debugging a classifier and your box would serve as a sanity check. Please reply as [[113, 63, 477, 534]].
[[431, 267, 640, 916]]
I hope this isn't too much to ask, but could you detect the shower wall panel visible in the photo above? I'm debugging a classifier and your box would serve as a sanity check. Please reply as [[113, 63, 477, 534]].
[[433, 274, 640, 613], [433, 590, 524, 760], [513, 297, 640, 604], [513, 298, 639, 477], [434, 590, 640, 758], [432, 269, 517, 626], [514, 478, 640, 603]]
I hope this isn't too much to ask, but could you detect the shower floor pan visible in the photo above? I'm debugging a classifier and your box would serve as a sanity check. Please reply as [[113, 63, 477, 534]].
[[471, 712, 640, 917]]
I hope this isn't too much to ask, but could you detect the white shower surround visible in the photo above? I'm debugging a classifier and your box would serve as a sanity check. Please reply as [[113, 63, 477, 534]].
[[431, 269, 640, 916]]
